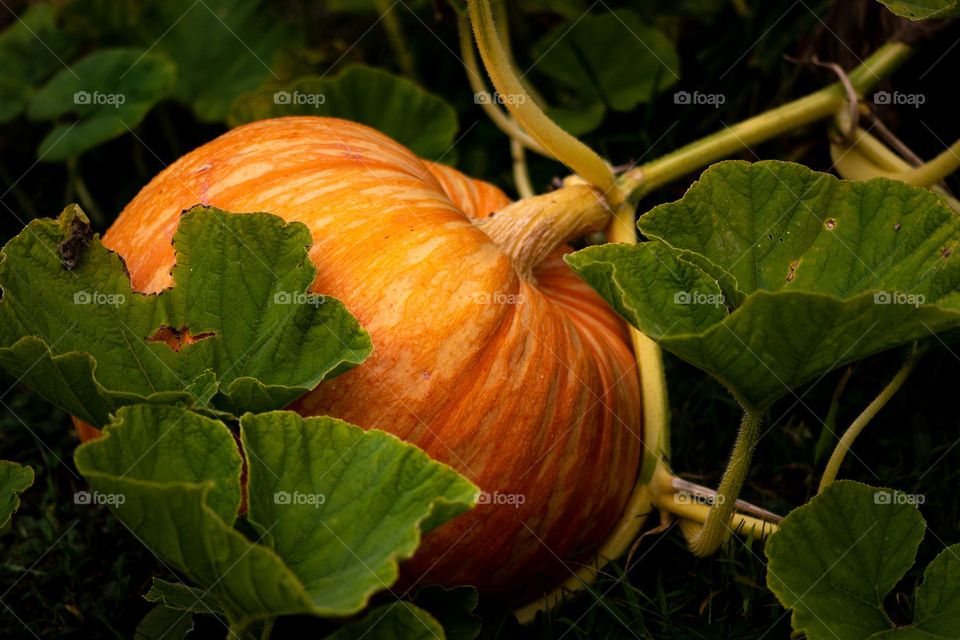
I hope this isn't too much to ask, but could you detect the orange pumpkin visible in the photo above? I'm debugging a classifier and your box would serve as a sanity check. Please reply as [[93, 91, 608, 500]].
[[75, 117, 641, 599]]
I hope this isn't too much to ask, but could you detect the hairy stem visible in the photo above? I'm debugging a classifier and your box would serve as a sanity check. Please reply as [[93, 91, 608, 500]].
[[618, 41, 912, 202], [818, 349, 920, 493], [457, 14, 548, 156], [686, 409, 763, 557], [468, 0, 615, 192]]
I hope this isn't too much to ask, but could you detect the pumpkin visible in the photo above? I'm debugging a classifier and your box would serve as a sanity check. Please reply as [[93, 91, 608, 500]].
[[74, 116, 641, 599]]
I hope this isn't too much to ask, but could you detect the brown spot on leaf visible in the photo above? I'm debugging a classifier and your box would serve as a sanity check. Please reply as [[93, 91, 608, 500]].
[[786, 259, 801, 282], [942, 247, 953, 259], [58, 216, 94, 271], [148, 326, 215, 352], [825, 218, 836, 230]]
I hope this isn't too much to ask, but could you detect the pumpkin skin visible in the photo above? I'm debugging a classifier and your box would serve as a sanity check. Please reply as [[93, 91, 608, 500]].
[[78, 116, 641, 599]]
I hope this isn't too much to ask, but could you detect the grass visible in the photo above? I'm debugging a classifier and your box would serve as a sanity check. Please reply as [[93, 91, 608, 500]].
[[4, 344, 957, 638]]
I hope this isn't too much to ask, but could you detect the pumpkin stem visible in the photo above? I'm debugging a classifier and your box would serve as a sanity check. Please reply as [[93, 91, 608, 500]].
[[474, 184, 610, 279]]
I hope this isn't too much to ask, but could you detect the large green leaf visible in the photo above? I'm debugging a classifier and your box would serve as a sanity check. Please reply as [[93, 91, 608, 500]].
[[532, 9, 679, 114], [140, 0, 301, 122], [74, 405, 475, 627], [875, 0, 960, 19], [0, 460, 33, 534], [0, 205, 371, 426], [26, 47, 175, 160], [766, 481, 960, 639], [229, 65, 459, 161], [0, 4, 75, 124], [567, 161, 960, 409], [328, 602, 446, 639], [242, 411, 477, 613]]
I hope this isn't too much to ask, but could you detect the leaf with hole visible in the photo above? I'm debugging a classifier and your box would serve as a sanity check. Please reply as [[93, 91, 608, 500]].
[[567, 160, 960, 409], [0, 205, 371, 426]]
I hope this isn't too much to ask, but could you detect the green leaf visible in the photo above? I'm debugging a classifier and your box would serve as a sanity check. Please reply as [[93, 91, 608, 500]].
[[241, 411, 477, 614], [27, 47, 175, 160], [134, 606, 194, 640], [228, 64, 459, 161], [141, 0, 301, 122], [566, 160, 960, 409], [413, 585, 481, 640], [328, 602, 445, 640], [75, 405, 475, 627], [890, 544, 960, 637], [531, 9, 679, 113], [144, 578, 223, 616], [75, 405, 316, 627], [546, 101, 607, 137], [0, 3, 76, 124], [0, 205, 371, 426], [766, 481, 960, 639], [874, 0, 960, 19], [0, 460, 33, 534]]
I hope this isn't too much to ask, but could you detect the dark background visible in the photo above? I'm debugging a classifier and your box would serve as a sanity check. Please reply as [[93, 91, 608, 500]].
[[1, 0, 959, 637]]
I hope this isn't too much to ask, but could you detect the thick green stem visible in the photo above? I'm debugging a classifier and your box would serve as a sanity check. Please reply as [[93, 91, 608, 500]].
[[831, 129, 960, 212], [618, 42, 912, 202], [890, 139, 960, 187], [818, 350, 920, 493], [467, 0, 615, 192], [457, 14, 548, 157], [687, 409, 762, 557]]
